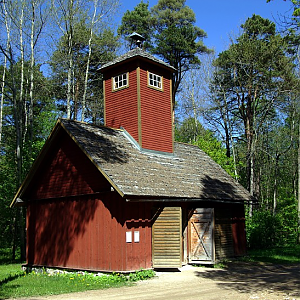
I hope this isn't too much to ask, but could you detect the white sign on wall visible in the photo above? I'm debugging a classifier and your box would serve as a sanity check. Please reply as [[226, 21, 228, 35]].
[[126, 231, 132, 243], [134, 231, 140, 243]]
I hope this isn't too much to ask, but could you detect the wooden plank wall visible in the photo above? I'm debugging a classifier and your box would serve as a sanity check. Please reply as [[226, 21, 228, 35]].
[[25, 131, 153, 272], [152, 207, 182, 268], [27, 194, 153, 272], [104, 63, 139, 141], [214, 207, 234, 260], [139, 63, 173, 153]]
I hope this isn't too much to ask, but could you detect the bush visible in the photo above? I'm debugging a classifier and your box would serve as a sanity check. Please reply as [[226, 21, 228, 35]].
[[246, 205, 299, 249]]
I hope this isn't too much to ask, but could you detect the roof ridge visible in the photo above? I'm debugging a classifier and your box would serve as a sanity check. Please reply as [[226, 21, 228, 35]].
[[99, 48, 176, 72]]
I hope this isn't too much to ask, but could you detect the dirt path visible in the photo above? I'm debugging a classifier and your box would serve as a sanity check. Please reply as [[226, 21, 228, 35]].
[[19, 262, 300, 300]]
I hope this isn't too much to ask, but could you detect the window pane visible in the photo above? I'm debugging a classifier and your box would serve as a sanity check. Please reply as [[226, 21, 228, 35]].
[[113, 73, 127, 90], [148, 72, 162, 89]]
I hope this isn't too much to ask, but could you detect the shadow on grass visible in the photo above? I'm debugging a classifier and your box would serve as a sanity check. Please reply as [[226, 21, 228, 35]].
[[0, 273, 23, 299], [195, 261, 300, 298], [0, 273, 23, 287], [245, 246, 300, 264]]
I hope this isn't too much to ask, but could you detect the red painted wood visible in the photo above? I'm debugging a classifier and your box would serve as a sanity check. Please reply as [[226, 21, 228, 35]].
[[27, 194, 153, 271], [103, 58, 174, 153], [26, 131, 110, 201], [140, 67, 173, 153], [231, 204, 247, 256], [25, 128, 153, 272], [104, 65, 139, 142]]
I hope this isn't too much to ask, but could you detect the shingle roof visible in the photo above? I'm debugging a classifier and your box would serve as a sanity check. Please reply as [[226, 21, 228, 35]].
[[61, 119, 253, 202], [99, 47, 176, 72]]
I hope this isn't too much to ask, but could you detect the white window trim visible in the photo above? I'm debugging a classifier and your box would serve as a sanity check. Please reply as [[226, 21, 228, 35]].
[[113, 72, 129, 91], [148, 72, 163, 91]]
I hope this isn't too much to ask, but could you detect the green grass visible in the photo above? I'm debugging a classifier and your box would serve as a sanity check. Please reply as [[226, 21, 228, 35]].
[[0, 263, 155, 299], [242, 245, 300, 264], [1, 245, 299, 299]]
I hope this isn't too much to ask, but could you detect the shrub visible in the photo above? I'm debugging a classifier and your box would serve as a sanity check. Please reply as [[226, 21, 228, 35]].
[[246, 205, 299, 249]]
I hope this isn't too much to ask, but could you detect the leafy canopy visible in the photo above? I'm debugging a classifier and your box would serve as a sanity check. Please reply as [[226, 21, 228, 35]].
[[118, 0, 212, 107]]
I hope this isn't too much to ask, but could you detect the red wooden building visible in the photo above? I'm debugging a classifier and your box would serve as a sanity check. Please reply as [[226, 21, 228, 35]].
[[11, 46, 253, 272]]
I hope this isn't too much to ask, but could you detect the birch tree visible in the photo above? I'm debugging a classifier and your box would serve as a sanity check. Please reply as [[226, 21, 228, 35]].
[[81, 0, 118, 121], [51, 0, 118, 120], [28, 0, 47, 153], [0, 1, 11, 148]]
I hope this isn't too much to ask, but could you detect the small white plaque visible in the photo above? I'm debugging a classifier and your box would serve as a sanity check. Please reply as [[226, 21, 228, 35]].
[[126, 231, 132, 243], [134, 231, 140, 243]]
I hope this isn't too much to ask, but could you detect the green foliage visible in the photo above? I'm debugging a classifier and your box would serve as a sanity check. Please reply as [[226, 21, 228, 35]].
[[246, 204, 299, 249], [175, 117, 205, 143], [127, 269, 155, 281], [118, 0, 211, 104], [0, 61, 57, 254], [193, 132, 237, 178], [246, 209, 280, 249], [212, 14, 297, 201], [0, 264, 155, 299], [175, 117, 237, 177], [117, 1, 154, 50], [50, 22, 118, 122]]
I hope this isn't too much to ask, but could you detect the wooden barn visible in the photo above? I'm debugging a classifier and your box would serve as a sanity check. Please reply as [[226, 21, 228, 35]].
[[11, 42, 253, 272]]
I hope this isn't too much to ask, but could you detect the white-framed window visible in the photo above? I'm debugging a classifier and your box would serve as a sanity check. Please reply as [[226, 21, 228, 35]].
[[113, 73, 128, 90], [148, 72, 162, 90]]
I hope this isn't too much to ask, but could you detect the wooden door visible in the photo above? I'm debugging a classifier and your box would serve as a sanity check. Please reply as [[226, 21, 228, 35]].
[[189, 208, 214, 263], [152, 207, 182, 268]]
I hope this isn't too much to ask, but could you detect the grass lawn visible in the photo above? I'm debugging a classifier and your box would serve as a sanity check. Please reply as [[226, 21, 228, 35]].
[[244, 245, 300, 264], [0, 264, 139, 299], [1, 246, 300, 299], [0, 248, 155, 299]]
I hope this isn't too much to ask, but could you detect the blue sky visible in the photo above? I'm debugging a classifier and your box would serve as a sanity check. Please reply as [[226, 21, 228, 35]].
[[118, 0, 293, 54]]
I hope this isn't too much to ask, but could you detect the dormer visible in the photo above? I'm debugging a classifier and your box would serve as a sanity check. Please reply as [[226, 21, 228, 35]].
[[99, 45, 176, 154]]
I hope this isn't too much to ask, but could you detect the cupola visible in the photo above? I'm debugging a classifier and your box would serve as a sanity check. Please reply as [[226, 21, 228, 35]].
[[99, 36, 176, 153]]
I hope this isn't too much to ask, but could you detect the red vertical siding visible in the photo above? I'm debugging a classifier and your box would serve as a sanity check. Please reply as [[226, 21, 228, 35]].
[[140, 67, 173, 153], [25, 133, 153, 271], [102, 58, 174, 153], [104, 67, 139, 143], [27, 195, 153, 272], [27, 131, 110, 200]]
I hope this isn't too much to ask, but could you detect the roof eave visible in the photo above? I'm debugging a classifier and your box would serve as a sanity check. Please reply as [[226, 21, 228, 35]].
[[99, 54, 177, 74], [125, 195, 256, 204]]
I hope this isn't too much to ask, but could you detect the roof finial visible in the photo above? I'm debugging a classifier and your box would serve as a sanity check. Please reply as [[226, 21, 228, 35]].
[[129, 32, 145, 50]]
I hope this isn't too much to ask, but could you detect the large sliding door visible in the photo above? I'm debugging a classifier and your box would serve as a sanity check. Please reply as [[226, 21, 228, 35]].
[[152, 207, 182, 268]]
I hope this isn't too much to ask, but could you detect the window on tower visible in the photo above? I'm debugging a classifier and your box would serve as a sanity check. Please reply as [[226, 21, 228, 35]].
[[148, 72, 163, 90], [113, 73, 128, 90]]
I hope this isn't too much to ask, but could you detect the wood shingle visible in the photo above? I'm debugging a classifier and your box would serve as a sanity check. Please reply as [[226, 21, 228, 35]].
[[60, 119, 252, 202]]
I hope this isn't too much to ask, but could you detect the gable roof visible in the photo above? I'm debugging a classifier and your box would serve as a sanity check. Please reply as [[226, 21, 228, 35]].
[[99, 47, 176, 73], [11, 119, 253, 206]]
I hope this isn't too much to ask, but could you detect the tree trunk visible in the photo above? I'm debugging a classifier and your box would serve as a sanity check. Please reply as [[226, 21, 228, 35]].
[[67, 30, 73, 119], [298, 122, 300, 243], [29, 0, 36, 159], [191, 84, 198, 141], [17, 0, 26, 261], [273, 155, 280, 215], [82, 0, 98, 122], [0, 64, 4, 147], [0, 0, 10, 147]]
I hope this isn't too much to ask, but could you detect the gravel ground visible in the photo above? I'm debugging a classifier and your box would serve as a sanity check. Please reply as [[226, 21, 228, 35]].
[[17, 262, 300, 300]]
